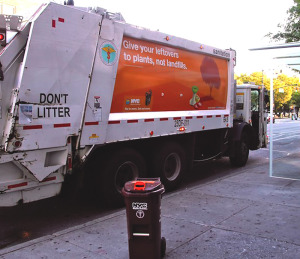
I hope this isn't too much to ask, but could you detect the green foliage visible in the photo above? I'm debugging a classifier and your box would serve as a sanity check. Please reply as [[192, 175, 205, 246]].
[[235, 72, 268, 86], [292, 91, 300, 106], [235, 72, 300, 112], [267, 0, 300, 43]]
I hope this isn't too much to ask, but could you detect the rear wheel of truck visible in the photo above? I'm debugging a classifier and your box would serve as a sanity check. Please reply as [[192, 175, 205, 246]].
[[230, 132, 249, 167], [100, 147, 147, 207], [153, 142, 186, 191]]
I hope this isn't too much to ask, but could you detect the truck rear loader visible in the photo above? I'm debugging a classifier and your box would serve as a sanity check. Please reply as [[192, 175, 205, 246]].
[[0, 2, 268, 207]]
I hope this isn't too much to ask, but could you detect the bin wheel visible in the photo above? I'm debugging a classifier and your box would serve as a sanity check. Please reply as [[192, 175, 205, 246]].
[[100, 148, 147, 207], [153, 142, 186, 191], [161, 237, 166, 257]]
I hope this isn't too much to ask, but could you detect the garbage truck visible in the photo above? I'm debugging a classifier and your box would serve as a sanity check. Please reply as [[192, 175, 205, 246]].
[[0, 2, 268, 207]]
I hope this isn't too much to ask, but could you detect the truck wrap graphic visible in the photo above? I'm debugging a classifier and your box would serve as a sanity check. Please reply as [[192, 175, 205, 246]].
[[110, 36, 228, 113]]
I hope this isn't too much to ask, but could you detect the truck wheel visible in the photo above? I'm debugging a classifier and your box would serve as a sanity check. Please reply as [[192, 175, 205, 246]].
[[230, 132, 249, 167], [153, 142, 186, 191], [100, 148, 147, 206]]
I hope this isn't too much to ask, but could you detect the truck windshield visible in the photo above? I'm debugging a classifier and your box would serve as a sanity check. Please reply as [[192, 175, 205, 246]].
[[251, 90, 259, 111]]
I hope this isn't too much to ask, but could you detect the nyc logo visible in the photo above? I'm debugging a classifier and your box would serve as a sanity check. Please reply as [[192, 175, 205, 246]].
[[126, 99, 141, 105]]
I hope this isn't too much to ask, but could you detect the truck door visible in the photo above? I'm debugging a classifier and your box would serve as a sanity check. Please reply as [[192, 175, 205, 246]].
[[250, 89, 260, 147], [251, 88, 267, 148]]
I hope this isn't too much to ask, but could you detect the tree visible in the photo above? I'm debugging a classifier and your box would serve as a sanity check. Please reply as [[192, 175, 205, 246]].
[[274, 74, 294, 109], [292, 91, 300, 107], [267, 0, 300, 43], [235, 72, 299, 114], [234, 72, 268, 86]]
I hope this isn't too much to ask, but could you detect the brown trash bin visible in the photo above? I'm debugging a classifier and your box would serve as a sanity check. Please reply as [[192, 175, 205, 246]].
[[122, 178, 166, 259]]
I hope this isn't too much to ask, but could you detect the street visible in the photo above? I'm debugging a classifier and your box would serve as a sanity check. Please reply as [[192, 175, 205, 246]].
[[1, 119, 299, 251], [269, 118, 300, 155]]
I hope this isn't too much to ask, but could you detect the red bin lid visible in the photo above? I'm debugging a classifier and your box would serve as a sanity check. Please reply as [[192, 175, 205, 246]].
[[124, 178, 162, 193]]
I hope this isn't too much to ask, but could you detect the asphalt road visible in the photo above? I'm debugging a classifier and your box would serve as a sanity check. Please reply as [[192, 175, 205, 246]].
[[1, 119, 299, 250], [269, 118, 300, 154], [254, 118, 300, 163]]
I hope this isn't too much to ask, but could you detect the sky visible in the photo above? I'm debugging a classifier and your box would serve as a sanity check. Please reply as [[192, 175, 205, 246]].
[[29, 0, 295, 75]]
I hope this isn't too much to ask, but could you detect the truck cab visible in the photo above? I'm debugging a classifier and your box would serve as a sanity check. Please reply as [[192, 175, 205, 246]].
[[235, 84, 268, 150]]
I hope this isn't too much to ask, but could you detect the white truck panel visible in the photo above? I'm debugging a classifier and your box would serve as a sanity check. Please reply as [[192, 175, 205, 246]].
[[9, 3, 102, 151], [80, 20, 124, 146], [0, 24, 30, 148], [105, 114, 230, 143]]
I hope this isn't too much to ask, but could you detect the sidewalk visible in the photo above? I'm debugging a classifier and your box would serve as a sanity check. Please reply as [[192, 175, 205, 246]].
[[1, 155, 300, 258]]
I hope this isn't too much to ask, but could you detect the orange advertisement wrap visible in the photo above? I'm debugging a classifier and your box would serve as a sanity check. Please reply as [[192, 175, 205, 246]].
[[110, 36, 229, 113]]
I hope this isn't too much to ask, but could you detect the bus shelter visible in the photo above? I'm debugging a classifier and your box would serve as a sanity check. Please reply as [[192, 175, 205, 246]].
[[250, 43, 300, 180]]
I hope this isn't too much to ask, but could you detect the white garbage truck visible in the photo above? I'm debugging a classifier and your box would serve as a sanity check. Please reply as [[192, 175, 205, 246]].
[[0, 2, 268, 207]]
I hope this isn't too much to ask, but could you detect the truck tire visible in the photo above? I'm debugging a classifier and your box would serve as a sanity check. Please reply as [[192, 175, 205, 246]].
[[100, 148, 147, 206], [230, 132, 249, 167], [153, 142, 186, 191]]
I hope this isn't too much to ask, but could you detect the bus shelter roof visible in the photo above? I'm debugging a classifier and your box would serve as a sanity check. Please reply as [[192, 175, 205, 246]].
[[250, 42, 300, 72]]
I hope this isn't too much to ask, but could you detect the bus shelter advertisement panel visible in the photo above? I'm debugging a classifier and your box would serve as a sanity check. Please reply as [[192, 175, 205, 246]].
[[110, 36, 229, 113]]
